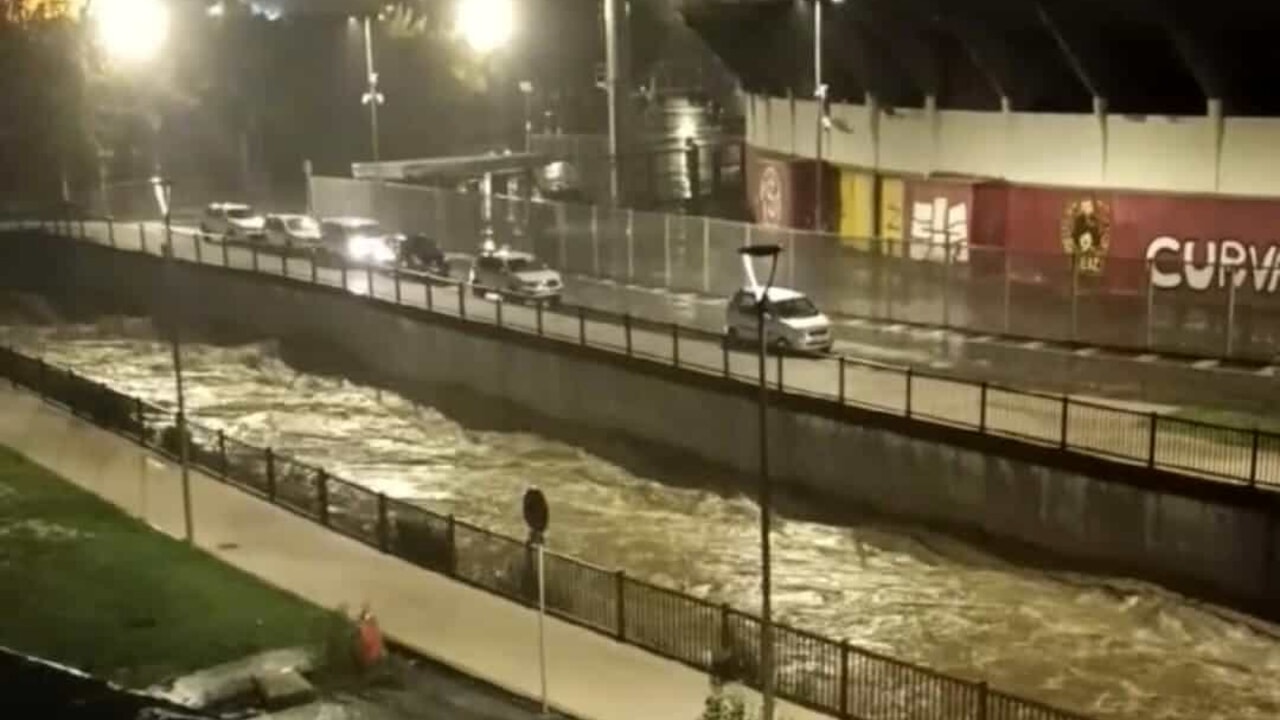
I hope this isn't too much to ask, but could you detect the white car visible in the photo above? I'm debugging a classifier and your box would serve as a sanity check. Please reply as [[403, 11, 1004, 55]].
[[319, 217, 401, 265], [470, 244, 563, 303], [264, 213, 321, 250], [724, 286, 833, 353], [200, 202, 265, 240]]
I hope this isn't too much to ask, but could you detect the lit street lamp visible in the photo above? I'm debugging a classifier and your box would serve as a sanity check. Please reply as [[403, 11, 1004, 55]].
[[456, 0, 514, 54], [90, 0, 171, 65], [151, 175, 193, 544], [738, 242, 783, 720]]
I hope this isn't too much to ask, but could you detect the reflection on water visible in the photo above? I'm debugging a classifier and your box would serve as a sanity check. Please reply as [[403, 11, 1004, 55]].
[[6, 320, 1280, 720]]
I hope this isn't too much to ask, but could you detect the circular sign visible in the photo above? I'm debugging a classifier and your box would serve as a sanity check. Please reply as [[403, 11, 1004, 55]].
[[758, 164, 784, 226], [523, 487, 549, 537]]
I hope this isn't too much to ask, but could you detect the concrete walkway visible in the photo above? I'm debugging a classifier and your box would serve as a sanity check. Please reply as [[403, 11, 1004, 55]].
[[0, 384, 827, 720]]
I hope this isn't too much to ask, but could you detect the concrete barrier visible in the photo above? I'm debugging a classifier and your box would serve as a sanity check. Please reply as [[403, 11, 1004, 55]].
[[3, 233, 1277, 620]]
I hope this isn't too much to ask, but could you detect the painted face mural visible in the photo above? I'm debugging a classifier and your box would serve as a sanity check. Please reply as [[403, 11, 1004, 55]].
[[1061, 199, 1110, 274]]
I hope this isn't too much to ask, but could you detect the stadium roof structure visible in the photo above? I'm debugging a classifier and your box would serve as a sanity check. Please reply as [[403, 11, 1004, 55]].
[[680, 0, 1280, 116]]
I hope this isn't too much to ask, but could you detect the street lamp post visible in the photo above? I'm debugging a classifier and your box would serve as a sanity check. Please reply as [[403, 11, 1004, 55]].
[[813, 0, 827, 231], [360, 16, 385, 163], [152, 176, 193, 544], [738, 243, 783, 720]]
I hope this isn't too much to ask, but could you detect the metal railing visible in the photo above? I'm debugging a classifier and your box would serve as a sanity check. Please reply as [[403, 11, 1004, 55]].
[[312, 176, 1280, 361], [0, 343, 1095, 720], [15, 217, 1280, 494]]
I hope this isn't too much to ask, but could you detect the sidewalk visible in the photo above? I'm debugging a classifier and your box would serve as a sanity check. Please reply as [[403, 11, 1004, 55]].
[[0, 384, 828, 720]]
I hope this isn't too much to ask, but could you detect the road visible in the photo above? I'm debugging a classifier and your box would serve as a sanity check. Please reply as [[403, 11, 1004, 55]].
[[35, 218, 1278, 490]]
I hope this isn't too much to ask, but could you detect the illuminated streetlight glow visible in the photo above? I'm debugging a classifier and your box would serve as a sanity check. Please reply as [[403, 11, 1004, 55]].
[[91, 0, 170, 64], [456, 0, 514, 54]]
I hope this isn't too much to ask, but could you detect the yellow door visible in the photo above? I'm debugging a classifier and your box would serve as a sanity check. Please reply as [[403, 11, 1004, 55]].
[[879, 176, 905, 255], [838, 171, 875, 249]]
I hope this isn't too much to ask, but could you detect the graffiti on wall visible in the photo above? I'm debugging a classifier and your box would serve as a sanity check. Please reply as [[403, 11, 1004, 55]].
[[757, 164, 785, 226], [908, 196, 969, 263], [1146, 237, 1280, 292], [1060, 199, 1111, 274]]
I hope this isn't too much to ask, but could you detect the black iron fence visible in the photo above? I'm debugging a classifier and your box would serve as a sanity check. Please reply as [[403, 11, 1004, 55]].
[[0, 344, 1095, 720], [11, 217, 1280, 491]]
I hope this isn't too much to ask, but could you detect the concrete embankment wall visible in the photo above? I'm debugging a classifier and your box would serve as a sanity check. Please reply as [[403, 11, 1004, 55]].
[[3, 234, 1278, 619]]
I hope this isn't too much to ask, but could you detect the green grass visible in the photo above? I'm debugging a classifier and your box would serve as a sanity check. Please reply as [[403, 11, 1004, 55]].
[[0, 446, 337, 688]]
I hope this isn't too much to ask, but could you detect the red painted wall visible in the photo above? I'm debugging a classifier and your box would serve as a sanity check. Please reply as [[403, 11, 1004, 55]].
[[744, 148, 838, 231]]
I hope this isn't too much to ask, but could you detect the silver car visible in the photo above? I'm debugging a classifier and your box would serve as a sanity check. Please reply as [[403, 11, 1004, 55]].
[[724, 287, 833, 353], [470, 247, 563, 303], [200, 202, 265, 241], [264, 213, 321, 251]]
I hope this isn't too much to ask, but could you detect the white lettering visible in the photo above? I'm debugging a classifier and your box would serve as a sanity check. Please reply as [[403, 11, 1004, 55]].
[[1219, 239, 1247, 288], [909, 197, 969, 263], [1183, 240, 1216, 291], [1146, 236, 1183, 289], [1248, 245, 1277, 292]]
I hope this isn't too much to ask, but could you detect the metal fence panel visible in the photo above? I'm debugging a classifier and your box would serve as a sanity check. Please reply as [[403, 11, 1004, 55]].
[[1064, 401, 1149, 462], [1153, 417, 1253, 480], [984, 388, 1061, 445]]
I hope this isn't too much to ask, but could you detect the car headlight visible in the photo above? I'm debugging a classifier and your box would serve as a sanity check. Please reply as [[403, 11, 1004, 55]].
[[347, 235, 380, 259]]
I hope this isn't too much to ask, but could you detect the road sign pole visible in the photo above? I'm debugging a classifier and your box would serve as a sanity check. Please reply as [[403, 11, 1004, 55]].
[[537, 539, 548, 716]]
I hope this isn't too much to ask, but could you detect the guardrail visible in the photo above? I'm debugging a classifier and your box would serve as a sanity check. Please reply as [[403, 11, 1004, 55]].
[[0, 342, 1094, 720], [18, 216, 1280, 493]]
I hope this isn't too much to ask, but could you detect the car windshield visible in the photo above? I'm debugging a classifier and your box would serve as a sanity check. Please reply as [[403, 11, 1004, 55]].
[[226, 208, 254, 219], [772, 297, 820, 319], [507, 257, 546, 273], [286, 218, 317, 232], [344, 223, 381, 237]]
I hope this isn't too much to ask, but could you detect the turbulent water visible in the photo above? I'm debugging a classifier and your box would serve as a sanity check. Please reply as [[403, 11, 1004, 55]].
[[5, 318, 1280, 720]]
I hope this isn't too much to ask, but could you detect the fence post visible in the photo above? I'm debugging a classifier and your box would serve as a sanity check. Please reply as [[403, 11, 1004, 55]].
[[591, 205, 600, 276], [626, 209, 635, 282], [838, 356, 846, 405], [536, 301, 544, 336], [426, 283, 434, 311], [496, 298, 504, 328], [310, 254, 318, 284], [775, 351, 783, 391], [458, 283, 467, 319], [134, 396, 144, 441], [1250, 428, 1260, 486], [317, 471, 330, 525], [904, 367, 913, 418], [366, 266, 374, 297], [265, 447, 276, 502], [1002, 251, 1012, 333], [252, 245, 260, 273], [446, 514, 458, 577], [107, 219, 115, 248], [722, 339, 731, 378], [138, 224, 147, 254], [1225, 277, 1237, 358], [394, 269, 402, 304], [614, 570, 627, 640], [942, 239, 952, 328], [719, 602, 731, 650], [341, 261, 348, 292], [1145, 259, 1155, 350], [221, 237, 229, 267], [36, 358, 45, 398], [838, 639, 850, 719], [278, 248, 286, 275], [217, 430, 227, 476], [195, 234, 204, 264], [976, 681, 989, 720], [1148, 412, 1158, 468], [624, 315, 632, 356], [578, 307, 586, 345], [663, 213, 672, 287], [979, 382, 988, 432], [672, 324, 680, 367], [702, 218, 712, 294], [377, 493, 390, 552], [1060, 396, 1070, 449], [1069, 253, 1080, 342]]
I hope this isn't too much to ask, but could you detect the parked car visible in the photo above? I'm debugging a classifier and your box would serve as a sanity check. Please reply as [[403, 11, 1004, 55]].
[[400, 233, 451, 278], [469, 244, 563, 303], [319, 217, 400, 265], [200, 202, 265, 240], [264, 214, 321, 251], [724, 286, 833, 353]]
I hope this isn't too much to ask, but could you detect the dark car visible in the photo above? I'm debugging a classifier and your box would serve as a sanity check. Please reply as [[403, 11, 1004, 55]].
[[400, 234, 451, 279]]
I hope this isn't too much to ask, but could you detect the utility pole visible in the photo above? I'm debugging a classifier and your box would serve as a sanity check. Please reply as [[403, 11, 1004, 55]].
[[603, 0, 627, 205], [361, 16, 384, 163], [813, 0, 826, 231]]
